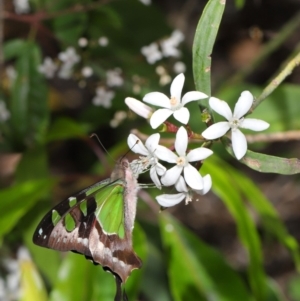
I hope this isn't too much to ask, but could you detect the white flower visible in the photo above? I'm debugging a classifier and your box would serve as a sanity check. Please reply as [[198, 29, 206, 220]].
[[106, 68, 123, 87], [173, 61, 186, 74], [58, 47, 80, 67], [78, 37, 88, 47], [58, 64, 73, 79], [202, 91, 270, 160], [128, 133, 166, 189], [98, 36, 109, 47], [13, 0, 30, 14], [143, 73, 207, 129], [141, 43, 162, 64], [139, 0, 151, 5], [125, 97, 153, 119], [6, 66, 17, 83], [156, 174, 212, 207], [81, 66, 93, 77], [0, 101, 10, 122], [57, 47, 80, 79], [92, 87, 115, 108], [161, 30, 184, 58], [38, 57, 58, 78], [156, 127, 213, 190]]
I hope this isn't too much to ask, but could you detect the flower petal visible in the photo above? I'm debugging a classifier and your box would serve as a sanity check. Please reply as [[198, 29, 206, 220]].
[[209, 97, 232, 120], [183, 164, 203, 190], [170, 73, 184, 101], [155, 162, 166, 176], [155, 145, 178, 163], [187, 147, 213, 162], [156, 193, 185, 207], [240, 118, 269, 131], [150, 108, 173, 129], [175, 126, 188, 156], [143, 92, 170, 108], [125, 97, 153, 119], [150, 166, 162, 189], [233, 91, 253, 119], [161, 165, 182, 186], [181, 91, 208, 105], [145, 133, 160, 153], [175, 176, 188, 192], [231, 129, 247, 160], [127, 134, 148, 155], [200, 174, 212, 195], [202, 122, 230, 140], [173, 107, 189, 124]]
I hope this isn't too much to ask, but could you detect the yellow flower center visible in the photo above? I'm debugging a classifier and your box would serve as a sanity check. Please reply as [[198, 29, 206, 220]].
[[176, 156, 186, 166], [170, 96, 179, 108]]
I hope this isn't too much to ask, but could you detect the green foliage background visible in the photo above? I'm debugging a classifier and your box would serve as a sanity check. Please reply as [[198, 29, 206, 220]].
[[1, 0, 300, 300]]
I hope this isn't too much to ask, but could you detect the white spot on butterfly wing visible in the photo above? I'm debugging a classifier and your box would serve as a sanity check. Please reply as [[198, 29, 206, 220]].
[[119, 260, 126, 268], [68, 197, 77, 207], [38, 228, 43, 235]]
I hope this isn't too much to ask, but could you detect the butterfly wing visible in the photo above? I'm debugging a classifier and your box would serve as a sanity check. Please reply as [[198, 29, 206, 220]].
[[33, 178, 141, 283]]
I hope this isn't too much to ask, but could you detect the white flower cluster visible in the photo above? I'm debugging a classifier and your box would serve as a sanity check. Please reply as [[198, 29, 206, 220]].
[[37, 42, 119, 111], [141, 30, 185, 64], [38, 47, 80, 79], [125, 73, 269, 207]]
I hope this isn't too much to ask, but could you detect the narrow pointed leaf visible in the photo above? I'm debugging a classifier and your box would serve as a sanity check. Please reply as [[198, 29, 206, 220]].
[[192, 0, 225, 99], [201, 158, 268, 300], [203, 156, 300, 271], [19, 253, 48, 301], [159, 213, 253, 301], [0, 179, 53, 239], [223, 136, 300, 174]]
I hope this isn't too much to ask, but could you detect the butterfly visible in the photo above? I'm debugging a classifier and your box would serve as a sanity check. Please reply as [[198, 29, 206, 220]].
[[33, 158, 143, 301]]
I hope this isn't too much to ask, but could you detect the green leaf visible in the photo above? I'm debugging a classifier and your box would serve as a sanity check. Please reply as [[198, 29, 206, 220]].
[[126, 222, 148, 300], [192, 0, 226, 99], [205, 155, 300, 271], [24, 213, 61, 287], [202, 157, 268, 301], [49, 252, 117, 301], [49, 253, 96, 301], [19, 250, 48, 301], [222, 137, 300, 174], [46, 117, 89, 142], [9, 41, 48, 150], [15, 147, 48, 182], [139, 221, 172, 301], [3, 39, 27, 60], [0, 179, 53, 240], [52, 0, 88, 45], [159, 213, 253, 301]]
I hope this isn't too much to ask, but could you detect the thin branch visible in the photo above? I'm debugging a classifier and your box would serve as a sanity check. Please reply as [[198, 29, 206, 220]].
[[222, 11, 300, 87], [253, 48, 300, 109], [3, 0, 111, 23], [246, 130, 300, 143], [0, 0, 3, 67]]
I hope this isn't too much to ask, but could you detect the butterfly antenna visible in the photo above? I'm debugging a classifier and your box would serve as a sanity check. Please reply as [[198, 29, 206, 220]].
[[121, 139, 140, 160], [90, 133, 115, 162]]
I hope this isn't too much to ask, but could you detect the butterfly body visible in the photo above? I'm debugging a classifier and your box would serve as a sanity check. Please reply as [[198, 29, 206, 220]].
[[33, 158, 142, 283]]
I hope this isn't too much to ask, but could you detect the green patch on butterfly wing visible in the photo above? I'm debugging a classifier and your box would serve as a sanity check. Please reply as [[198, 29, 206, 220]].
[[52, 210, 61, 226], [69, 197, 77, 208], [80, 201, 87, 216], [94, 183, 125, 239], [65, 213, 76, 232]]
